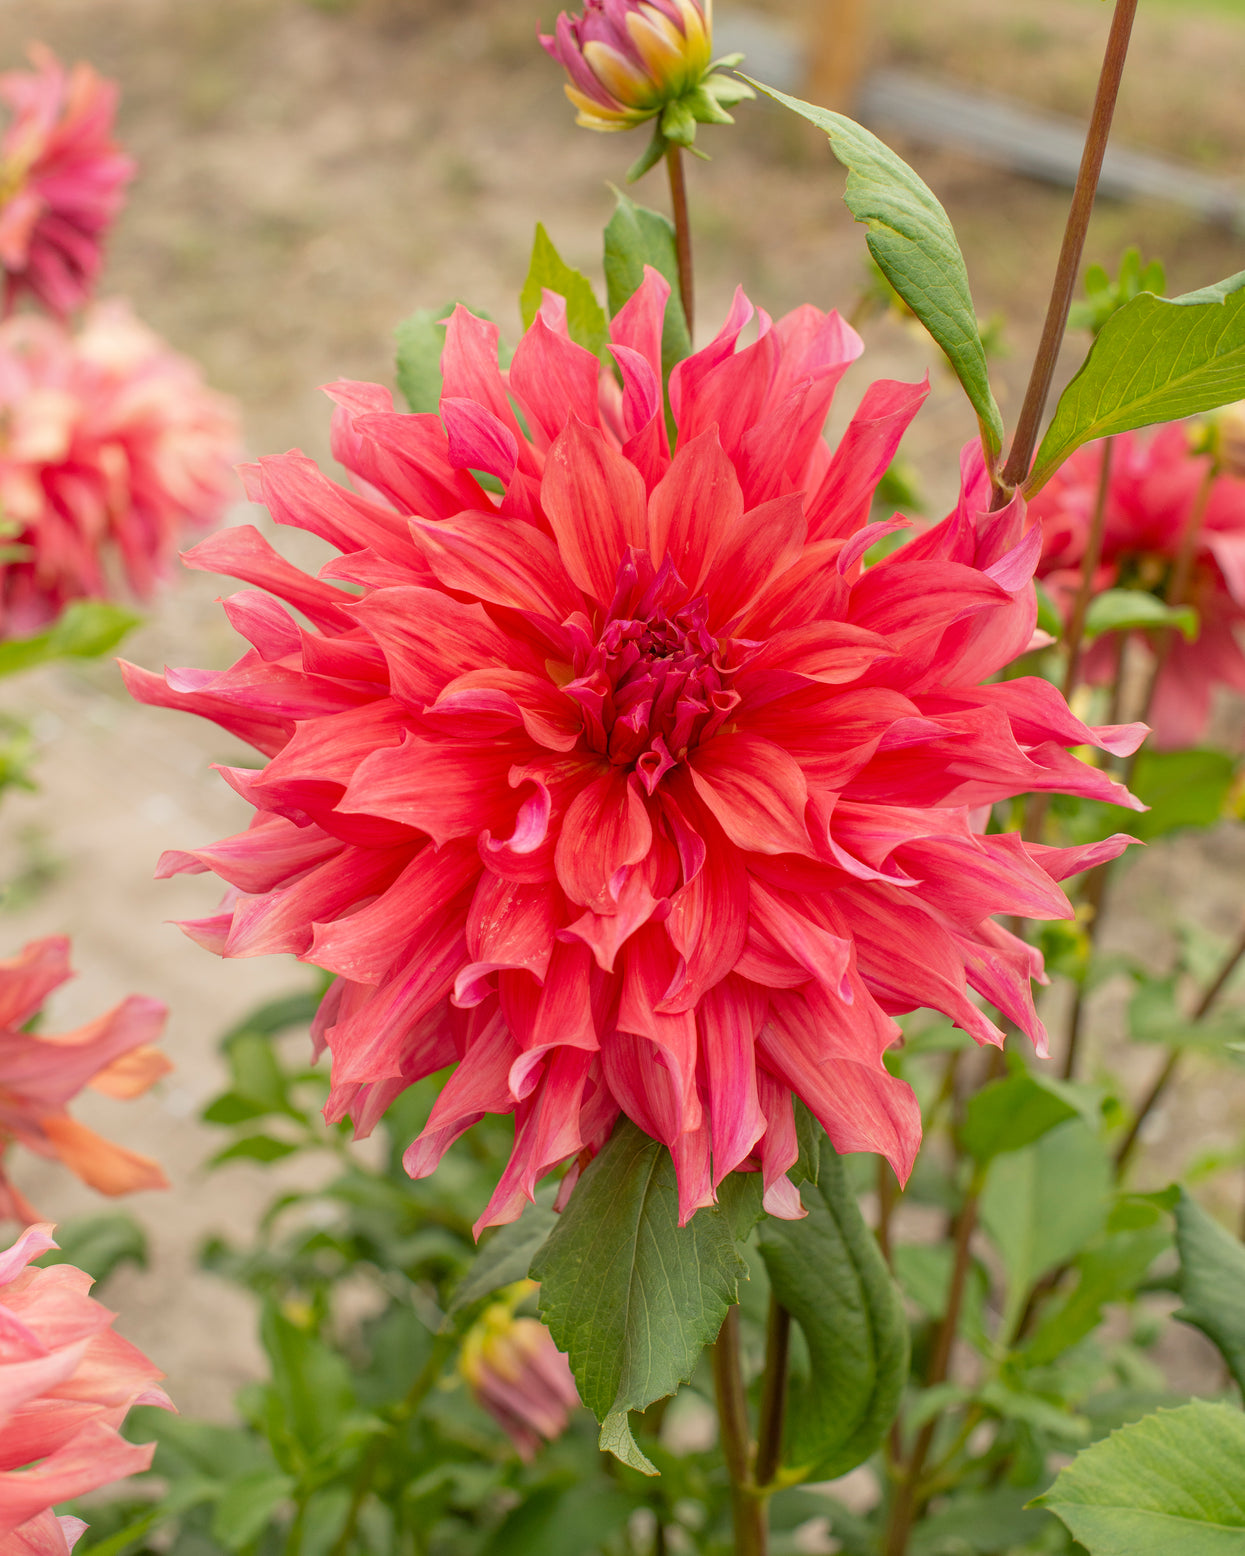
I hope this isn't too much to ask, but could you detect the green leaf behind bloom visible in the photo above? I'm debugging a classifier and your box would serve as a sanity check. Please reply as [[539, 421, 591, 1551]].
[[520, 224, 609, 360], [602, 189, 692, 388], [1174, 1189, 1245, 1395], [1083, 588, 1199, 642], [746, 80, 1004, 462], [0, 600, 141, 679], [960, 1073, 1082, 1167]]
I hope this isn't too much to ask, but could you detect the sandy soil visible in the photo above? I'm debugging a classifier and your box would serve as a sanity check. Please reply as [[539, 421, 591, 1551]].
[[2, 0, 1244, 1416]]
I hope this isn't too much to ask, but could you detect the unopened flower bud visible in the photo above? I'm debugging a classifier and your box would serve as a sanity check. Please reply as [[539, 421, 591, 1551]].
[[1205, 400, 1245, 480], [459, 1284, 579, 1459], [541, 0, 752, 174]]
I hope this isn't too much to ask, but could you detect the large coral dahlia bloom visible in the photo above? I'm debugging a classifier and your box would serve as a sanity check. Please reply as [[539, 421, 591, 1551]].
[[126, 273, 1142, 1229]]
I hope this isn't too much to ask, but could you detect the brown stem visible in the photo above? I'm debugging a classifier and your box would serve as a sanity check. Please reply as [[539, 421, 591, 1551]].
[[1062, 859, 1112, 1079], [754, 1299, 791, 1488], [711, 1306, 766, 1556], [1114, 918, 1245, 1174], [1063, 437, 1116, 697], [666, 144, 694, 342], [876, 1156, 898, 1267], [883, 1184, 981, 1556], [997, 0, 1139, 498]]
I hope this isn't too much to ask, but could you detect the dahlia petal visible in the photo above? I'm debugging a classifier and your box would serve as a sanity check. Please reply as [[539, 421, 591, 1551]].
[[37, 1116, 167, 1197], [0, 1421, 154, 1541], [440, 307, 533, 473], [806, 376, 930, 541], [748, 879, 853, 1000], [670, 1120, 715, 1226], [466, 876, 562, 984], [440, 397, 518, 483], [609, 265, 669, 389], [554, 766, 653, 912], [1024, 833, 1136, 883], [617, 925, 699, 1129], [181, 526, 356, 633], [661, 786, 748, 1009], [702, 493, 808, 629], [699, 976, 765, 1183], [252, 450, 416, 556], [952, 920, 1050, 1058], [222, 591, 302, 661], [508, 314, 601, 449], [687, 734, 812, 856], [563, 872, 662, 974], [0, 995, 167, 1110], [354, 585, 525, 709], [154, 813, 341, 895], [223, 846, 407, 959], [411, 513, 584, 619], [340, 732, 529, 846], [610, 343, 664, 445], [119, 661, 291, 759], [646, 429, 742, 592], [0, 942, 71, 1031], [756, 1066, 805, 1217], [542, 417, 648, 603]]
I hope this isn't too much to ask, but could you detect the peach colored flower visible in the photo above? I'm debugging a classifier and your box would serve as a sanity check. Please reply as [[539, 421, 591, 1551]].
[[0, 302, 239, 637], [0, 45, 134, 319], [0, 937, 169, 1223], [0, 1222, 171, 1548], [125, 274, 1141, 1229]]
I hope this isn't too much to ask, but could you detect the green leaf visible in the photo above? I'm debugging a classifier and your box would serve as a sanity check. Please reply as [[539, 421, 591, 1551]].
[[1127, 749, 1237, 841], [892, 1242, 990, 1352], [1174, 1189, 1245, 1394], [911, 1485, 1052, 1554], [530, 1119, 747, 1475], [1031, 269, 1245, 493], [394, 300, 463, 413], [1024, 1218, 1171, 1366], [519, 224, 609, 359], [210, 1134, 300, 1165], [0, 600, 141, 678], [980, 1120, 1113, 1341], [479, 1483, 635, 1556], [602, 189, 692, 386], [221, 989, 323, 1044], [451, 1199, 558, 1313], [260, 1301, 356, 1459], [960, 1072, 1081, 1166], [1128, 974, 1245, 1050], [35, 1213, 147, 1287], [747, 80, 1003, 461], [1083, 589, 1199, 643], [210, 1470, 295, 1551], [757, 1144, 909, 1480], [1033, 1401, 1245, 1554]]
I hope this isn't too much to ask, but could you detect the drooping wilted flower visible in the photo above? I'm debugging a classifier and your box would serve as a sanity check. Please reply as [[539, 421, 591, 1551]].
[[0, 45, 134, 318], [126, 273, 1141, 1230], [0, 1222, 171, 1550], [541, 0, 752, 157], [0, 936, 169, 1222], [459, 1282, 579, 1458], [1030, 424, 1245, 749], [0, 302, 239, 638]]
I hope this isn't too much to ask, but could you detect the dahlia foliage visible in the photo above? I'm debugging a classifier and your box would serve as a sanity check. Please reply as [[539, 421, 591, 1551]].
[[0, 1222, 171, 1553], [0, 44, 133, 319], [0, 301, 239, 638], [459, 1283, 580, 1459], [1030, 424, 1245, 749], [129, 274, 1141, 1229], [0, 936, 169, 1225]]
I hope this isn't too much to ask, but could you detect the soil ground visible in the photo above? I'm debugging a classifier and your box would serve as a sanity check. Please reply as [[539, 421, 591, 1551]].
[[1, 0, 1244, 1418]]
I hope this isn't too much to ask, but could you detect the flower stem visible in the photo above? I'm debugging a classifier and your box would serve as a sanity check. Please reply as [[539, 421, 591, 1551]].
[[996, 0, 1138, 497], [711, 1305, 767, 1556], [1114, 917, 1245, 1173], [666, 143, 694, 341], [1063, 436, 1116, 699], [754, 1297, 791, 1488]]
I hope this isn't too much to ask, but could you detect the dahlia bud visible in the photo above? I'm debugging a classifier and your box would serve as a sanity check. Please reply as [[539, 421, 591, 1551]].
[[459, 1284, 579, 1459], [1204, 400, 1245, 480], [541, 0, 753, 175]]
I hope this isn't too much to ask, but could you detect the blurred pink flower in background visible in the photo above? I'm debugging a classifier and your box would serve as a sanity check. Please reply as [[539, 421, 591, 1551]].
[[0, 1222, 171, 1551], [0, 936, 169, 1224], [459, 1286, 579, 1459], [0, 45, 134, 319], [1030, 424, 1245, 748], [0, 302, 239, 638], [127, 273, 1141, 1230]]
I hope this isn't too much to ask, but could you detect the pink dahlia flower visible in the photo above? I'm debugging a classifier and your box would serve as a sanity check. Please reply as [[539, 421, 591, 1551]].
[[125, 274, 1142, 1229], [459, 1290, 579, 1459], [0, 1221, 171, 1550], [1029, 425, 1245, 749], [0, 302, 240, 638], [0, 45, 134, 319], [0, 936, 169, 1224]]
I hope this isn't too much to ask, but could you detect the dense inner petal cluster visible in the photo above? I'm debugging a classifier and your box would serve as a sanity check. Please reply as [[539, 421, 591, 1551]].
[[126, 271, 1145, 1232]]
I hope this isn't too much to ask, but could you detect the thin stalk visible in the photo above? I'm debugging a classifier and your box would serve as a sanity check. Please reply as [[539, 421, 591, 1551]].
[[995, 0, 1139, 498], [666, 144, 694, 340], [876, 1156, 898, 1267], [754, 1298, 792, 1488], [1062, 859, 1112, 1080], [1063, 437, 1116, 696], [1114, 918, 1245, 1173], [883, 1182, 981, 1556], [711, 1305, 766, 1556]]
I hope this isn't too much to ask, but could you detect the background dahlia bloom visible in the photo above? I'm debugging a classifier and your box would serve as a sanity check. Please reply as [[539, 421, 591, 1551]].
[[0, 1222, 171, 1551], [0, 45, 134, 319], [0, 936, 169, 1224], [0, 302, 240, 638], [1029, 425, 1245, 749], [126, 272, 1142, 1229], [542, 0, 715, 131], [459, 1286, 579, 1459]]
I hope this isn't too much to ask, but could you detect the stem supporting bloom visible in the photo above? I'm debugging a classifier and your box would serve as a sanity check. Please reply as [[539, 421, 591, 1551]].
[[996, 0, 1138, 498], [667, 143, 695, 340], [712, 1304, 767, 1556]]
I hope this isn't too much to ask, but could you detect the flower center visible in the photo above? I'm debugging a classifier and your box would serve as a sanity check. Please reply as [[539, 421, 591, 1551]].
[[563, 550, 741, 793]]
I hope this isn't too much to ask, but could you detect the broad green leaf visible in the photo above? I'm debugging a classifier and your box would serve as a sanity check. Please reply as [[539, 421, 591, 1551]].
[[757, 1144, 909, 1480], [210, 1134, 300, 1165], [1025, 1219, 1171, 1366], [137, 1408, 270, 1482], [479, 1483, 635, 1556], [394, 300, 464, 413], [980, 1120, 1113, 1340], [1083, 589, 1198, 643], [911, 1485, 1052, 1555], [210, 1470, 296, 1551], [1033, 1401, 1245, 1554], [891, 1242, 990, 1352], [451, 1198, 558, 1313], [602, 189, 691, 385], [220, 989, 323, 1044], [1031, 269, 1245, 493], [1128, 974, 1245, 1050], [520, 223, 609, 359], [960, 1072, 1080, 1166], [1128, 749, 1236, 841], [1174, 1189, 1245, 1394], [0, 600, 141, 678], [976, 1380, 1090, 1446], [36, 1213, 147, 1287], [260, 1300, 356, 1457], [531, 1119, 746, 1474], [748, 80, 1003, 460]]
